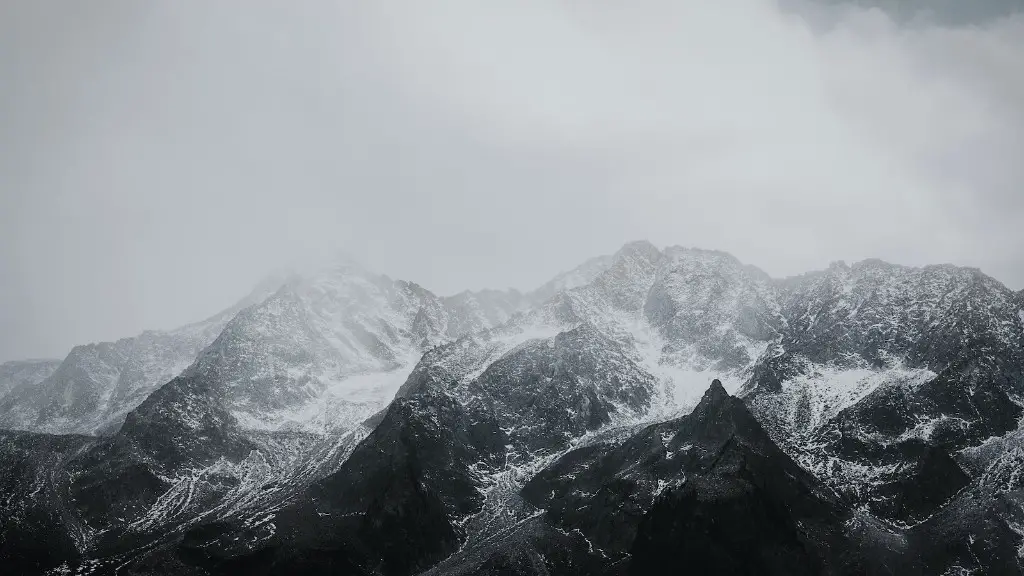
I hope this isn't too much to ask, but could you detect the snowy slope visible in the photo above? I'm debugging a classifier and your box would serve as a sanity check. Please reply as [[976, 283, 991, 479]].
[[526, 253, 615, 306], [0, 359, 60, 401], [402, 242, 857, 431], [440, 289, 528, 340], [0, 278, 282, 436], [174, 262, 530, 435]]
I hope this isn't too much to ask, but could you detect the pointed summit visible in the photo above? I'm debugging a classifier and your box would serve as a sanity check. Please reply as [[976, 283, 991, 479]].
[[682, 378, 736, 438], [702, 378, 729, 405]]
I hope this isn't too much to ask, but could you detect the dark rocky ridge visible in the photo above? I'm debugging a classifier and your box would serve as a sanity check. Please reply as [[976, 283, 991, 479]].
[[521, 381, 865, 573], [0, 431, 95, 575], [175, 321, 665, 575]]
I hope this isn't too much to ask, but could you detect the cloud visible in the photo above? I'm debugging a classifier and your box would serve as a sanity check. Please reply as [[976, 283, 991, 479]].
[[1, 0, 1022, 360], [350, 0, 1024, 270]]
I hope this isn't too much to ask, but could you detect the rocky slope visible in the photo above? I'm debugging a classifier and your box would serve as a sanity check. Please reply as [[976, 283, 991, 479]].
[[744, 259, 1024, 524], [2, 242, 1024, 575]]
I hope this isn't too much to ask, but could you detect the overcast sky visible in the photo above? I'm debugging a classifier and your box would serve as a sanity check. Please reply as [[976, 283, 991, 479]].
[[1, 1, 1022, 362]]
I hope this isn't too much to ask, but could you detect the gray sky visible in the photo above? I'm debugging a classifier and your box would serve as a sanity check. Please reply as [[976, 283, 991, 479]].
[[1, 1, 1023, 362]]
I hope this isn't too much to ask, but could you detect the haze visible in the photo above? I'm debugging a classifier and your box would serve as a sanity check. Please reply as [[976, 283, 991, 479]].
[[1, 0, 1022, 362]]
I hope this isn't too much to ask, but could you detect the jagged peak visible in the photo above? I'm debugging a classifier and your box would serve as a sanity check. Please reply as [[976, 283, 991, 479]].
[[701, 378, 729, 406]]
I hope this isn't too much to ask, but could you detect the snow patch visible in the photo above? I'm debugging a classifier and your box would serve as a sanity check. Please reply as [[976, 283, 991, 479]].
[[625, 318, 751, 420], [773, 364, 936, 437], [234, 359, 418, 433]]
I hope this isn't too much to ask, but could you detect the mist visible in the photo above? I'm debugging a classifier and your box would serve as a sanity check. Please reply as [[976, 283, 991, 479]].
[[1, 0, 1022, 362]]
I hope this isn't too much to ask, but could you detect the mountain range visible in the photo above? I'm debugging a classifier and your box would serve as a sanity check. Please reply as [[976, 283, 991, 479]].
[[1, 240, 1023, 575]]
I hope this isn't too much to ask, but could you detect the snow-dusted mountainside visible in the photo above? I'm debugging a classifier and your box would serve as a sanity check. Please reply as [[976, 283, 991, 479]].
[[440, 289, 528, 340], [744, 259, 1024, 523], [525, 253, 614, 305], [0, 259, 535, 575], [402, 241, 779, 407], [3, 241, 1024, 575], [0, 262, 528, 438], [0, 278, 284, 436], [0, 360, 60, 401], [154, 261, 532, 436]]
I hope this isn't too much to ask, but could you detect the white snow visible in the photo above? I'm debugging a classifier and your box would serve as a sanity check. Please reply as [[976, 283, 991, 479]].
[[772, 364, 936, 438], [623, 317, 752, 421], [233, 355, 419, 433]]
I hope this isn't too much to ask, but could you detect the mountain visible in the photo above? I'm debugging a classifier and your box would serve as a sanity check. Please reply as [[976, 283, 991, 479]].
[[526, 253, 614, 305], [0, 263, 528, 438], [0, 276, 284, 436], [0, 259, 528, 575], [0, 360, 60, 401], [520, 381, 868, 575], [157, 261, 530, 436], [440, 289, 528, 339], [3, 241, 1024, 575], [744, 259, 1024, 522]]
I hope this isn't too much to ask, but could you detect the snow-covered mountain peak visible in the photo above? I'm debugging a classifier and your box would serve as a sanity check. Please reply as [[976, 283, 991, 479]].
[[393, 243, 782, 436], [181, 270, 433, 430], [167, 262, 533, 435], [644, 246, 783, 370], [776, 256, 1023, 371], [585, 240, 664, 311]]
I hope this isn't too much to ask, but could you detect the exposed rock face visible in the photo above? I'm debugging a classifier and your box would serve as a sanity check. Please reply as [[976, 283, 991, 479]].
[[522, 381, 861, 573], [644, 247, 783, 370], [190, 391, 508, 576], [0, 431, 95, 575]]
